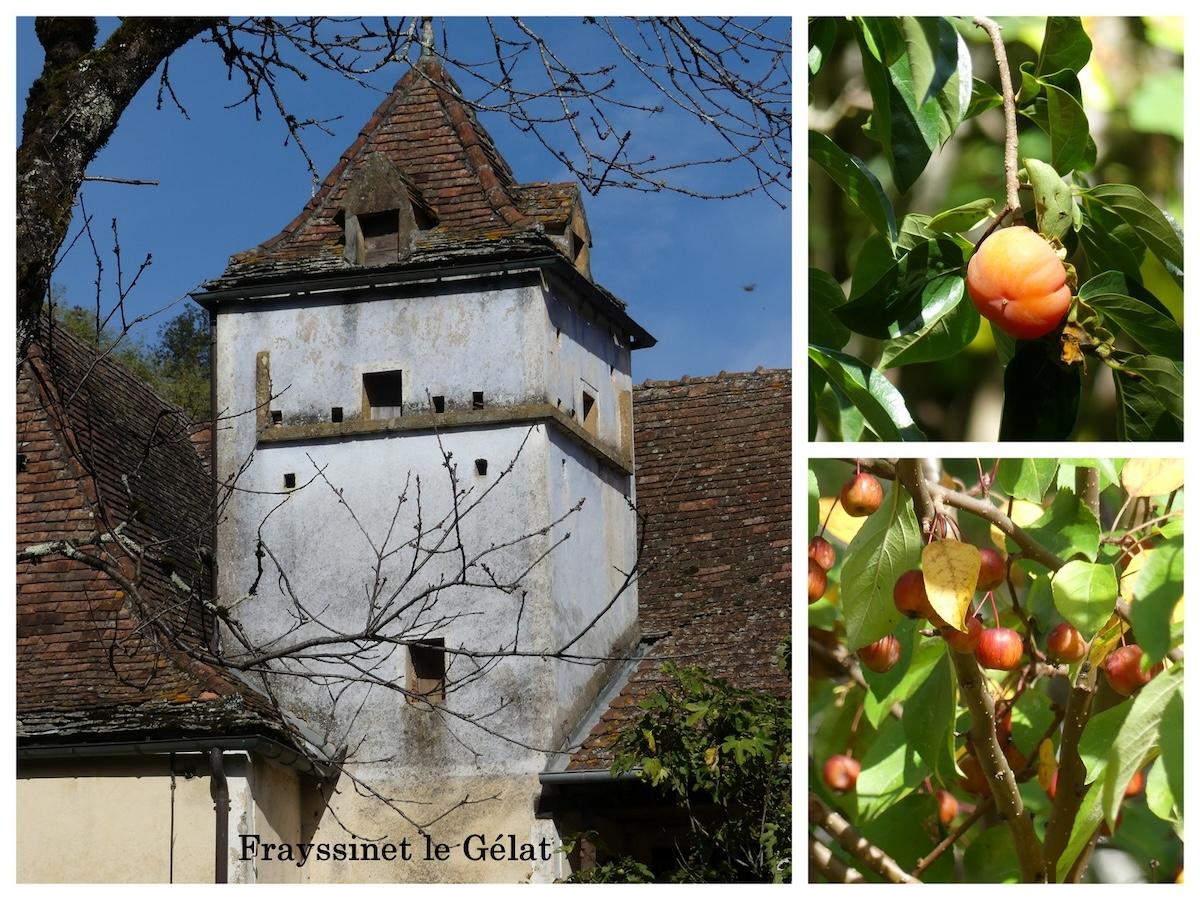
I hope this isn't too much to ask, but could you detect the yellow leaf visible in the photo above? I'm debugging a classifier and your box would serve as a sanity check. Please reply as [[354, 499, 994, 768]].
[[1087, 614, 1126, 669], [705, 746, 719, 771], [1121, 459, 1184, 497], [991, 500, 1045, 550], [922, 540, 982, 631], [1037, 739, 1057, 792], [1119, 545, 1151, 601], [819, 496, 868, 545]]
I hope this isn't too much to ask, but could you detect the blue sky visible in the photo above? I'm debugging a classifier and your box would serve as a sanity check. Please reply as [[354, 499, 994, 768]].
[[16, 17, 791, 383]]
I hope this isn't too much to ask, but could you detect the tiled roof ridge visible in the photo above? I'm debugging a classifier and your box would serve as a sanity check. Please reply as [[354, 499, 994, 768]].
[[233, 55, 532, 266], [635, 366, 791, 390]]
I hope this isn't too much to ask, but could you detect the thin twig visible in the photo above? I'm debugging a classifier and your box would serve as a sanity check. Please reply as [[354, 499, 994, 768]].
[[973, 17, 1021, 220], [810, 794, 921, 884]]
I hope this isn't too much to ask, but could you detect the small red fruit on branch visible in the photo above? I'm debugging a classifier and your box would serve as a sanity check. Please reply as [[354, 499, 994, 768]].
[[936, 788, 959, 825], [958, 752, 990, 795], [976, 547, 1007, 592], [840, 472, 883, 517], [808, 558, 828, 604], [941, 614, 983, 654], [857, 634, 901, 673], [1103, 644, 1163, 696], [894, 569, 934, 620], [975, 626, 1023, 671], [823, 754, 861, 792], [809, 535, 836, 571], [1046, 622, 1087, 664], [1125, 769, 1145, 798], [966, 225, 1071, 339]]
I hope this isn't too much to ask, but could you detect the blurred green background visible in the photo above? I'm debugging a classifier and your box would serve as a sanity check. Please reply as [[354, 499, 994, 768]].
[[809, 17, 1184, 441]]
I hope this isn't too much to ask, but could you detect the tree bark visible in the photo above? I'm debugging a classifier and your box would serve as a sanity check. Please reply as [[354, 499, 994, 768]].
[[17, 16, 214, 354]]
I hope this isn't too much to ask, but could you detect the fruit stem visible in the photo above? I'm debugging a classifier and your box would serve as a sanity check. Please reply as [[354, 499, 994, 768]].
[[973, 17, 1022, 220]]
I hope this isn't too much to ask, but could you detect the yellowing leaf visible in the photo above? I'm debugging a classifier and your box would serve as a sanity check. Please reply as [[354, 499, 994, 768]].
[[1120, 544, 1152, 601], [1121, 459, 1184, 497], [1037, 739, 1057, 792], [1087, 614, 1127, 668], [819, 496, 868, 544], [991, 500, 1045, 549], [922, 540, 982, 631]]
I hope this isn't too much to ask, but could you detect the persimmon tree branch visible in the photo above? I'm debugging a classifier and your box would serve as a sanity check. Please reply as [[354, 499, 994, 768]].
[[809, 794, 920, 884], [973, 17, 1021, 221]]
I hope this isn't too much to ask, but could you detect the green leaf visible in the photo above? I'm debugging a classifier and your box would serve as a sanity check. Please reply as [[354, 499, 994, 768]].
[[839, 481, 923, 649], [849, 233, 899, 298], [1019, 70, 1095, 173], [996, 459, 1059, 503], [998, 341, 1081, 440], [1051, 560, 1117, 639], [1159, 689, 1184, 818], [1112, 354, 1184, 442], [1085, 294, 1182, 359], [1035, 17, 1093, 76], [963, 77, 1002, 119], [1087, 183, 1184, 274], [1130, 535, 1184, 664], [902, 652, 956, 785], [991, 324, 1016, 367], [809, 18, 839, 75], [815, 380, 867, 441], [1101, 668, 1183, 828], [962, 825, 1020, 883], [1023, 489, 1100, 561], [1025, 158, 1074, 241], [809, 130, 899, 245], [808, 346, 927, 441], [860, 617, 917, 701], [1060, 458, 1123, 492], [901, 17, 959, 106], [1078, 701, 1133, 783], [927, 198, 995, 234], [1078, 212, 1146, 284], [856, 715, 923, 822], [1078, 271, 1173, 318], [877, 276, 979, 368], [1145, 755, 1177, 823], [1010, 689, 1054, 758], [809, 268, 852, 350], [836, 238, 965, 338], [1057, 778, 1105, 881], [863, 636, 940, 728]]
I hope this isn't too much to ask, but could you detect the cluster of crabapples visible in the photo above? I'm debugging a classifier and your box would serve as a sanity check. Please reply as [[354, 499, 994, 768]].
[[808, 471, 883, 604], [814, 469, 1164, 824]]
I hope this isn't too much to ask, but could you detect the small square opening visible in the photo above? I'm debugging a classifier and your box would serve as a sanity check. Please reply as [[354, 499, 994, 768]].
[[270, 410, 283, 426], [331, 407, 344, 423], [472, 391, 484, 410], [407, 638, 446, 704], [283, 473, 296, 489], [432, 395, 446, 414], [364, 370, 403, 419], [475, 459, 488, 477]]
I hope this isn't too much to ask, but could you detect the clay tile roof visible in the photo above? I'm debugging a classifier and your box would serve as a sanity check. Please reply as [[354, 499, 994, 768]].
[[214, 56, 583, 288], [17, 324, 303, 752], [567, 368, 792, 770]]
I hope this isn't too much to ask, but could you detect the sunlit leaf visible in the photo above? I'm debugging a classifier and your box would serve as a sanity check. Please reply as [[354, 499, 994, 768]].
[[927, 198, 995, 234], [1035, 17, 1093, 76], [996, 459, 1058, 503], [922, 540, 981, 631], [902, 652, 957, 785], [1025, 157, 1074, 240], [809, 130, 898, 245], [877, 276, 979, 368], [808, 346, 927, 441], [840, 483, 924, 649], [1087, 293, 1183, 359], [1052, 560, 1117, 639], [1120, 458, 1185, 497], [1088, 183, 1184, 274], [1022, 489, 1100, 561], [1130, 536, 1184, 664]]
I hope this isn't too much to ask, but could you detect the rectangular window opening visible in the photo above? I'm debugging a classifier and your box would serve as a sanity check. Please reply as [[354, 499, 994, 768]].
[[581, 390, 597, 432], [359, 210, 401, 266], [270, 410, 283, 426], [408, 638, 446, 704], [432, 395, 446, 414], [331, 407, 344, 423], [283, 473, 296, 489], [475, 458, 488, 477], [472, 391, 484, 410], [363, 370, 403, 420]]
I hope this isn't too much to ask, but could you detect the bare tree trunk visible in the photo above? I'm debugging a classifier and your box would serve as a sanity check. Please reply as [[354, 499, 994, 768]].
[[17, 17, 212, 354]]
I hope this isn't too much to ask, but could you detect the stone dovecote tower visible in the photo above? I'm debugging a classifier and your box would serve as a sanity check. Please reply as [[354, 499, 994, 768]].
[[194, 56, 653, 881]]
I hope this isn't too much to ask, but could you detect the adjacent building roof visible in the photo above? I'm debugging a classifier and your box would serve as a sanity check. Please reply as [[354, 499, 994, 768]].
[[16, 325, 306, 755], [566, 368, 792, 770]]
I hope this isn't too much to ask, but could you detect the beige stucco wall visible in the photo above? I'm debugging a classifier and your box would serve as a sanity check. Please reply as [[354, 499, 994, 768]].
[[17, 753, 303, 884]]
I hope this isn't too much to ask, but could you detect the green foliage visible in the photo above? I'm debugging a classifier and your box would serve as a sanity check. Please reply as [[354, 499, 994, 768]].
[[809, 459, 1184, 884], [605, 661, 791, 883], [53, 301, 211, 421], [809, 16, 1184, 442]]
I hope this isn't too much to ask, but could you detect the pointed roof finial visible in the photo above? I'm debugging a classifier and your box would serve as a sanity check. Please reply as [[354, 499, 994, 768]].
[[420, 16, 434, 58]]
